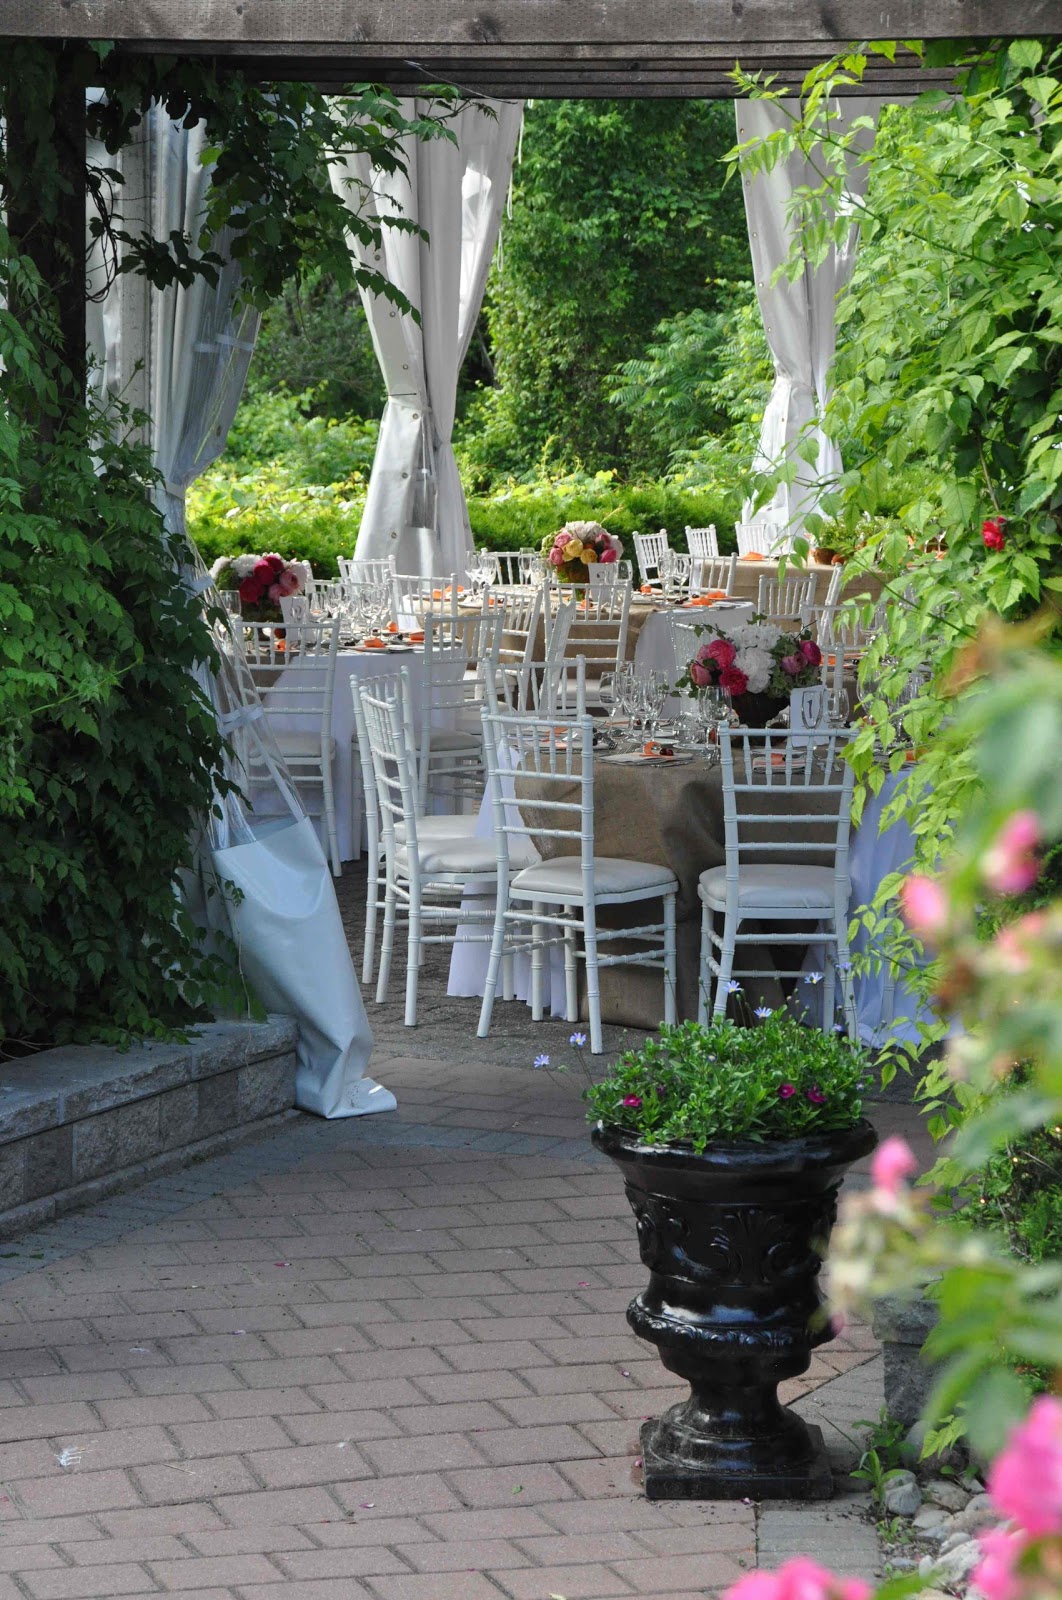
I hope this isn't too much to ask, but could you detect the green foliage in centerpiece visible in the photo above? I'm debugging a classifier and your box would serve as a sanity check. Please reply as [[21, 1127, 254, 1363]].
[[585, 1015, 868, 1150]]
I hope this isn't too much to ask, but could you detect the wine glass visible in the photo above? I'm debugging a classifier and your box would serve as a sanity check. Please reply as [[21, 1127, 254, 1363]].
[[598, 671, 617, 724], [827, 686, 850, 727], [220, 590, 242, 619]]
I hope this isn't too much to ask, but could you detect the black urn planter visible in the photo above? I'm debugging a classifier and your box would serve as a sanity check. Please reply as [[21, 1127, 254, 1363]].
[[593, 1118, 877, 1501]]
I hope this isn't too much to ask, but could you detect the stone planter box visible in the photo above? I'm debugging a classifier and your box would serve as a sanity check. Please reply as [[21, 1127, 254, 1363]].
[[0, 1017, 297, 1238], [873, 1293, 940, 1426]]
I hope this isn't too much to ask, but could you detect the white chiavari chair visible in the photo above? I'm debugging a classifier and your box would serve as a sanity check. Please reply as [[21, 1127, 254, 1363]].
[[632, 529, 670, 591], [734, 519, 787, 558], [391, 571, 461, 631], [244, 617, 342, 876], [565, 576, 631, 709], [338, 556, 396, 586], [697, 726, 857, 1029], [756, 571, 817, 625], [685, 524, 720, 562], [688, 552, 738, 600], [478, 704, 678, 1054]]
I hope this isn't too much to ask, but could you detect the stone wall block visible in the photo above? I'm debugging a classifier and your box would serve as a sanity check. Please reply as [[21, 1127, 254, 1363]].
[[72, 1097, 162, 1184], [23, 1127, 73, 1202], [237, 1055, 296, 1123]]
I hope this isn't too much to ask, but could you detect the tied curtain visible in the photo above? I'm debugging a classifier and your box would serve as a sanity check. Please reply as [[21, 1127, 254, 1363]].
[[330, 98, 523, 579], [87, 106, 387, 1120], [737, 97, 880, 550]]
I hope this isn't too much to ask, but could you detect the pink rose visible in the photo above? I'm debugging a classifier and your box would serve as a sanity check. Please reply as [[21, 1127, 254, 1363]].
[[276, 568, 300, 596], [548, 546, 566, 567], [899, 874, 948, 939], [989, 1395, 1062, 1536], [705, 638, 737, 669], [689, 660, 711, 689], [267, 583, 282, 602], [725, 1557, 872, 1600], [780, 652, 805, 677], [599, 546, 617, 563], [983, 810, 1041, 896], [799, 639, 822, 667], [719, 665, 748, 695], [972, 1528, 1027, 1600], [870, 1136, 918, 1198]]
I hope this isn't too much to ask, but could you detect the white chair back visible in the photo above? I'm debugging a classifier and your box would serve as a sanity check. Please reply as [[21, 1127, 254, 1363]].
[[686, 525, 720, 562], [735, 519, 786, 557], [632, 529, 670, 590], [496, 586, 547, 680], [338, 556, 395, 586], [392, 571, 461, 630], [489, 549, 541, 587], [358, 680, 420, 862], [756, 571, 817, 624], [718, 727, 856, 883], [563, 579, 630, 702], [823, 564, 844, 608], [480, 706, 595, 882], [689, 552, 738, 599]]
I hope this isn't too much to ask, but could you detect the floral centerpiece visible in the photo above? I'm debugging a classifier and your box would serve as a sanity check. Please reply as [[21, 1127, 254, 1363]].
[[676, 620, 822, 712], [541, 521, 623, 583], [210, 553, 310, 621]]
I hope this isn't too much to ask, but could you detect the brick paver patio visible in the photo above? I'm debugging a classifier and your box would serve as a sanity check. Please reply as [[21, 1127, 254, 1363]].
[[0, 863, 932, 1596]]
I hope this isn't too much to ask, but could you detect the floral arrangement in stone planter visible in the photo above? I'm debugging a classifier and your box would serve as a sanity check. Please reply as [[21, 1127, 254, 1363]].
[[541, 521, 623, 582], [584, 1014, 875, 1501], [210, 552, 311, 621]]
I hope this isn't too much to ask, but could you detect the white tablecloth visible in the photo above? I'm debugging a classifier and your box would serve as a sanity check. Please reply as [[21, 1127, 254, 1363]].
[[635, 605, 756, 712], [263, 648, 427, 862]]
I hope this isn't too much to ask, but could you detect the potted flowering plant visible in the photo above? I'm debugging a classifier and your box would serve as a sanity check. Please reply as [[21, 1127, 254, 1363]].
[[211, 553, 308, 621], [676, 622, 822, 726], [586, 1012, 875, 1501], [541, 521, 623, 583]]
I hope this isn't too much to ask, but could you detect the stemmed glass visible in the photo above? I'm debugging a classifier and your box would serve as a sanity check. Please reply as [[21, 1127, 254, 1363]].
[[697, 685, 733, 761], [643, 670, 671, 739], [827, 687, 850, 727]]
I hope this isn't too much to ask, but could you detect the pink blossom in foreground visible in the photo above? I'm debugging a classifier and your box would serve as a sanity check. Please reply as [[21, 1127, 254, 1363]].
[[989, 1395, 1062, 1537], [972, 1527, 1028, 1600], [899, 874, 948, 939], [983, 810, 1041, 897], [870, 1136, 918, 1197], [689, 660, 710, 689], [724, 1557, 872, 1600]]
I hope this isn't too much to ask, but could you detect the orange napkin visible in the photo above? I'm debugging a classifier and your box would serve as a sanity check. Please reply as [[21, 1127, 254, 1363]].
[[686, 590, 728, 607], [409, 630, 425, 644], [386, 620, 399, 634], [643, 741, 675, 759], [640, 583, 654, 595], [743, 552, 765, 561], [362, 636, 386, 649]]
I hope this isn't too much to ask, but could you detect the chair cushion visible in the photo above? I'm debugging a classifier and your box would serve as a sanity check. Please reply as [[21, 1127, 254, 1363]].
[[698, 863, 836, 910], [274, 729, 334, 759], [395, 814, 478, 843], [427, 729, 482, 754], [510, 855, 677, 901], [395, 838, 499, 878]]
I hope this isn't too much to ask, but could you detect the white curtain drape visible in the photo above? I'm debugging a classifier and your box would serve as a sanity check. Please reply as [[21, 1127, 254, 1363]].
[[330, 98, 522, 578], [737, 98, 880, 549], [87, 107, 388, 1119]]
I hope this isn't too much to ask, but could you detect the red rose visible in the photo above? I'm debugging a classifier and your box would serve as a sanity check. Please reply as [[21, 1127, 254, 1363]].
[[253, 559, 275, 580], [689, 660, 711, 689], [266, 555, 286, 575], [239, 575, 264, 603], [982, 516, 1007, 552], [780, 652, 805, 677], [705, 637, 737, 669], [719, 665, 748, 695], [799, 639, 822, 667]]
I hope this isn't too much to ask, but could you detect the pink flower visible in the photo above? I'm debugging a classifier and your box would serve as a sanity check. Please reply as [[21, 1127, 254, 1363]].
[[621, 1095, 643, 1109], [983, 516, 1007, 552], [724, 1557, 872, 1600], [719, 665, 749, 695], [983, 810, 1041, 896], [972, 1527, 1028, 1600], [253, 558, 276, 580], [705, 638, 737, 669], [276, 568, 300, 596], [799, 638, 822, 667], [689, 660, 711, 689], [989, 1395, 1062, 1536], [870, 1136, 918, 1197], [548, 546, 566, 567], [899, 874, 948, 940], [807, 1086, 827, 1105], [599, 546, 617, 563], [781, 652, 805, 677], [994, 912, 1047, 974], [267, 583, 283, 602], [777, 1083, 796, 1100]]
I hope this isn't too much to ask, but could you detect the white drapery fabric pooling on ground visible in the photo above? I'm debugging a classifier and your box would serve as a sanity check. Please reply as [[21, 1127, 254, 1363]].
[[330, 97, 523, 580], [87, 106, 387, 1120], [737, 97, 880, 550]]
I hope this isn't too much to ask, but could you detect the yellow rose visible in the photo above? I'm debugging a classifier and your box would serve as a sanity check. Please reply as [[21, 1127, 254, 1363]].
[[563, 540, 583, 561], [583, 547, 598, 563]]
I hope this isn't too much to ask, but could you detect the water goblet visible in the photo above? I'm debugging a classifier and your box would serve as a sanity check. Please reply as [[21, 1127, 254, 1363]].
[[827, 686, 850, 727]]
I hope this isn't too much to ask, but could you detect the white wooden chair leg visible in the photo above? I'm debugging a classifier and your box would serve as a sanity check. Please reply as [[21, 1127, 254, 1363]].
[[822, 937, 837, 1031], [362, 840, 380, 986], [376, 883, 397, 1004], [714, 913, 737, 1019], [404, 887, 422, 1026], [663, 892, 677, 1025], [501, 948, 514, 1002], [322, 758, 342, 877], [350, 757, 363, 862], [478, 907, 507, 1037], [584, 907, 603, 1055], [530, 901, 545, 1022], [563, 907, 578, 1022], [697, 901, 711, 1025]]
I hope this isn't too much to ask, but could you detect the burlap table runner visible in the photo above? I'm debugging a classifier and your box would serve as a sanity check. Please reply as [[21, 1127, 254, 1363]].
[[514, 752, 838, 1030]]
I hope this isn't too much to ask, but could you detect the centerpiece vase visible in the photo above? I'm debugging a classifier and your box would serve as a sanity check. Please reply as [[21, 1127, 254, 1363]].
[[593, 1119, 877, 1500]]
